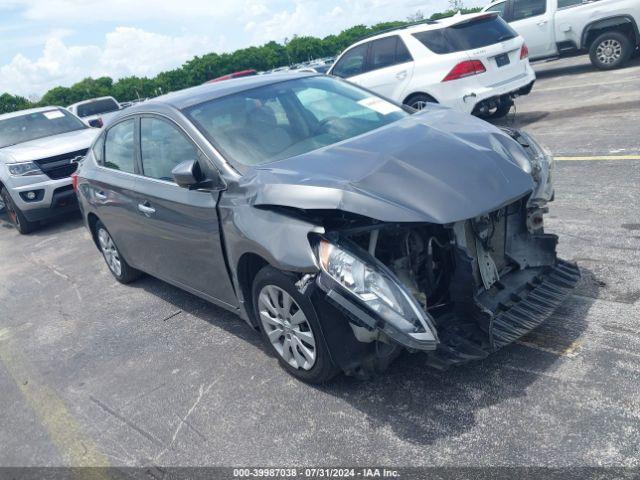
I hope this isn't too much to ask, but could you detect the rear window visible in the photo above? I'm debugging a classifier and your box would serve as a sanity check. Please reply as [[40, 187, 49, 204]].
[[77, 98, 120, 118], [412, 15, 517, 54]]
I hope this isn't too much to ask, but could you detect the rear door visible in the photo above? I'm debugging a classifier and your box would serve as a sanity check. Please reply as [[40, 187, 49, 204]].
[[132, 115, 237, 307], [90, 118, 143, 265], [506, 0, 556, 59], [358, 36, 415, 101], [331, 36, 415, 102]]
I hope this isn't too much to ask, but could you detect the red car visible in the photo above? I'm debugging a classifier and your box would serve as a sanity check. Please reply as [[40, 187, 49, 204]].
[[205, 69, 258, 83]]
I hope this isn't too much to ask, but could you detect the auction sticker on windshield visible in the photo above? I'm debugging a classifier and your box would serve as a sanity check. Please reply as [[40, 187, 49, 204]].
[[358, 97, 401, 115], [43, 110, 65, 120]]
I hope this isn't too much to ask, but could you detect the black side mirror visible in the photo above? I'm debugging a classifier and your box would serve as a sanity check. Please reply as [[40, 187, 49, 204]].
[[172, 160, 226, 191]]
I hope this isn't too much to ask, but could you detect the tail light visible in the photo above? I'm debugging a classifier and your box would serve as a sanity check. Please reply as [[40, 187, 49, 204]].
[[71, 172, 79, 192], [88, 118, 103, 128], [520, 43, 529, 60], [442, 60, 486, 82]]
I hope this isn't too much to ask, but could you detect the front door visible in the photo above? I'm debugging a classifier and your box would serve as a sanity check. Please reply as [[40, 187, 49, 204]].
[[508, 0, 556, 59], [132, 115, 237, 308]]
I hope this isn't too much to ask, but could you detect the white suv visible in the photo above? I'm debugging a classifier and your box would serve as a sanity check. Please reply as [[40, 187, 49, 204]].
[[328, 12, 536, 118]]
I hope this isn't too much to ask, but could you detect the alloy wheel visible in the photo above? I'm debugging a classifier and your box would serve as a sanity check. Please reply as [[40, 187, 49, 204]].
[[411, 100, 429, 110], [258, 285, 316, 370], [98, 227, 122, 277], [596, 39, 622, 65]]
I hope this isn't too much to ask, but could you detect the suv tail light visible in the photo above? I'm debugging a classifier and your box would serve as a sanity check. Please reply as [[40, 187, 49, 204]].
[[520, 43, 529, 60], [71, 172, 79, 192], [442, 60, 486, 82]]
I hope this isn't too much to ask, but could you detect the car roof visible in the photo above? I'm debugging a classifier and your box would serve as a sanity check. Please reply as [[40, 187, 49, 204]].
[[345, 11, 499, 48], [132, 71, 316, 112], [68, 96, 118, 108], [0, 106, 65, 121]]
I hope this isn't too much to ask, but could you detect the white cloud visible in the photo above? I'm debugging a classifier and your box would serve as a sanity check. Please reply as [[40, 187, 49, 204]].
[[0, 0, 488, 97], [0, 27, 214, 98]]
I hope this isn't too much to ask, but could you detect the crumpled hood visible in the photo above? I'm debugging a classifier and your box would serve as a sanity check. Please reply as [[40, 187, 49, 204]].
[[242, 107, 535, 224], [0, 128, 99, 164]]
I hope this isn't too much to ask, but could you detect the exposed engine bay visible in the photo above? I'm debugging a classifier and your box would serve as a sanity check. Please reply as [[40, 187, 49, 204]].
[[308, 128, 580, 372], [315, 197, 580, 370]]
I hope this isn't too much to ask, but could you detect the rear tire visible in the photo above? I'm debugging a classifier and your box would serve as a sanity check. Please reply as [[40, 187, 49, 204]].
[[95, 220, 141, 284], [589, 31, 632, 70], [404, 93, 438, 111], [488, 99, 513, 119], [252, 266, 338, 383], [0, 187, 38, 234]]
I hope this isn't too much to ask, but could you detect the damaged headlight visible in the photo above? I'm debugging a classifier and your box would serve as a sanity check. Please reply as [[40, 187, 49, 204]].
[[498, 128, 554, 206], [317, 239, 436, 344], [7, 161, 43, 177], [517, 131, 554, 206]]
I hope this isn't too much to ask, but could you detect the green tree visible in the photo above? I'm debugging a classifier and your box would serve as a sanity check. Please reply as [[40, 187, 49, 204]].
[[0, 93, 31, 114], [1, 5, 486, 115]]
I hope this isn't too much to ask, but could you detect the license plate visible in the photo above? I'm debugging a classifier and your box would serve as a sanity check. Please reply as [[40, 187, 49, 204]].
[[495, 53, 510, 68]]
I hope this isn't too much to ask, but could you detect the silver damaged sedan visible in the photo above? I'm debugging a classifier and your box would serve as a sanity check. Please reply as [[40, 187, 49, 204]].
[[75, 73, 579, 383]]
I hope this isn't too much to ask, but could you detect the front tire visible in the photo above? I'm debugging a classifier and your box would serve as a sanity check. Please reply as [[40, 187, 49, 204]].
[[252, 266, 338, 383], [589, 32, 632, 70], [0, 187, 37, 234], [95, 220, 141, 284]]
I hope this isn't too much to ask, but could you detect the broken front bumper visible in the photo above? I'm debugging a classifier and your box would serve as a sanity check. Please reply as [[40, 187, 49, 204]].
[[482, 259, 580, 350]]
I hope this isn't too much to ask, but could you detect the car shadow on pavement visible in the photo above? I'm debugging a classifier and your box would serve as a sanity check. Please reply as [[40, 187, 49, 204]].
[[533, 55, 640, 80], [0, 210, 83, 236], [131, 275, 268, 353], [311, 275, 594, 447], [131, 257, 594, 449]]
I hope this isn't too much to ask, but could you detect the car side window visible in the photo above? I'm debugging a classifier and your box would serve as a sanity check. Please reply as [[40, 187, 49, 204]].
[[331, 43, 368, 78], [92, 131, 105, 165], [486, 1, 506, 16], [140, 117, 200, 182], [369, 37, 398, 70], [104, 119, 135, 173], [395, 37, 413, 63], [511, 0, 546, 20], [557, 0, 584, 8], [367, 36, 413, 71]]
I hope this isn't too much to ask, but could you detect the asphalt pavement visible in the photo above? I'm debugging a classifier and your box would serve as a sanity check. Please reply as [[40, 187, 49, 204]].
[[1, 54, 639, 470]]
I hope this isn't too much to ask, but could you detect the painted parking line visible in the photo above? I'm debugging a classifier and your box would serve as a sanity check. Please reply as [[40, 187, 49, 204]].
[[0, 330, 110, 477], [555, 155, 640, 161]]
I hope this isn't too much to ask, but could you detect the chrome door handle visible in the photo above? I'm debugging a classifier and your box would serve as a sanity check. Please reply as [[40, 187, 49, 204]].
[[95, 191, 107, 200], [537, 20, 548, 25], [396, 70, 407, 80], [138, 203, 156, 216]]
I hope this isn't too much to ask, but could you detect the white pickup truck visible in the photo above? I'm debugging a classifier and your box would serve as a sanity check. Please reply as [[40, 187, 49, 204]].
[[482, 0, 640, 69]]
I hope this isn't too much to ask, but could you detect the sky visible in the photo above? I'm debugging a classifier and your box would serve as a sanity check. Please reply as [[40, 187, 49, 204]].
[[0, 0, 485, 99]]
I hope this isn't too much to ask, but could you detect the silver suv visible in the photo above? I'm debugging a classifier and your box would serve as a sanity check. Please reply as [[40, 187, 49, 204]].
[[0, 107, 99, 233]]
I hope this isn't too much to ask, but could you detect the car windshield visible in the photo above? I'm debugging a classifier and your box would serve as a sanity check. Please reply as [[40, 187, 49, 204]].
[[0, 109, 87, 148], [413, 15, 517, 54], [76, 98, 120, 117], [184, 76, 408, 167]]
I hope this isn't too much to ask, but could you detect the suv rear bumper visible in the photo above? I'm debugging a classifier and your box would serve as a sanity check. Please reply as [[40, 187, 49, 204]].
[[434, 65, 536, 113]]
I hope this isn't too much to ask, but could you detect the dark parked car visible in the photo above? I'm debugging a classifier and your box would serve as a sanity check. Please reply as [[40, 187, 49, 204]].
[[75, 73, 579, 382]]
